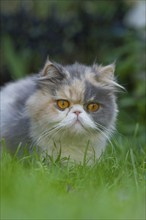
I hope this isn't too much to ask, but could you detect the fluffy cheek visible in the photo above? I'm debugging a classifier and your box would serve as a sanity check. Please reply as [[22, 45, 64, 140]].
[[26, 91, 67, 124], [79, 112, 96, 129], [48, 108, 68, 123], [35, 104, 68, 125]]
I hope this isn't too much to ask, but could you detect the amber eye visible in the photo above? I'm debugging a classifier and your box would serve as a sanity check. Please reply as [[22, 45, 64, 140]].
[[57, 100, 70, 110], [87, 103, 100, 112]]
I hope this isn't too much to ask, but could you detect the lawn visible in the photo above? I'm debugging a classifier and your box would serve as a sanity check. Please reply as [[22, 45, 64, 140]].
[[0, 135, 145, 220]]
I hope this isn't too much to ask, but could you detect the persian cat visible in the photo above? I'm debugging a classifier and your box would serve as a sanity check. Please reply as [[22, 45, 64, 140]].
[[0, 59, 123, 163]]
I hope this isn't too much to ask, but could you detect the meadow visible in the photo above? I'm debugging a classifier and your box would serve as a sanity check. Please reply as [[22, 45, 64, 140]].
[[1, 133, 145, 220]]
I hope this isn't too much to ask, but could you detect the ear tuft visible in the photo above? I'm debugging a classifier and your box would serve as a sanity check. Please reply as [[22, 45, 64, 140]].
[[93, 63, 125, 91], [98, 63, 115, 80]]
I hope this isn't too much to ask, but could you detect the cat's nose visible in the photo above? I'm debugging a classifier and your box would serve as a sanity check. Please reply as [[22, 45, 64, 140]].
[[73, 111, 81, 116]]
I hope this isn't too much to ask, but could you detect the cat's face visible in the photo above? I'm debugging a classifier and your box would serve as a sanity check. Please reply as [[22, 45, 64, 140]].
[[27, 60, 120, 145]]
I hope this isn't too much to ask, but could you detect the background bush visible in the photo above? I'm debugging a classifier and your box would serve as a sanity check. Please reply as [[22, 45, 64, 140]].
[[0, 0, 145, 143]]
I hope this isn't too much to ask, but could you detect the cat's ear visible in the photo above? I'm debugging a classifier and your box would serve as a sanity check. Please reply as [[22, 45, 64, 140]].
[[96, 63, 115, 81], [39, 59, 66, 83], [93, 63, 124, 91]]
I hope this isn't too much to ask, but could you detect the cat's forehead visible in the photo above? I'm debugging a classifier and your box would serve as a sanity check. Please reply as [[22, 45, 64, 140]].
[[54, 64, 95, 102], [64, 63, 99, 86], [51, 62, 114, 104], [55, 78, 85, 103]]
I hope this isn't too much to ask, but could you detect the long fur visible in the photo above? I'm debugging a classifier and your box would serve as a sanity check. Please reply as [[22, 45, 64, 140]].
[[0, 60, 122, 163]]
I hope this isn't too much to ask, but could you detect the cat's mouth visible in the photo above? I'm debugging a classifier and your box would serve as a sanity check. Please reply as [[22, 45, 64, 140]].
[[73, 116, 81, 124], [71, 117, 85, 131], [74, 120, 81, 126]]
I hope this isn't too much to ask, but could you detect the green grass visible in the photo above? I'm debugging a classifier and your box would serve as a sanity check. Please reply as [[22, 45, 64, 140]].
[[1, 136, 145, 220]]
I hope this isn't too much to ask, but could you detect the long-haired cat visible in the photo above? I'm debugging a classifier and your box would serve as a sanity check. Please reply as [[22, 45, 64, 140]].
[[0, 59, 123, 163]]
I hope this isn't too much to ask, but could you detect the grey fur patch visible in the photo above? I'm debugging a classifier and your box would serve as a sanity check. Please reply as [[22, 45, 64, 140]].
[[84, 81, 117, 129], [0, 76, 38, 152], [65, 63, 89, 79]]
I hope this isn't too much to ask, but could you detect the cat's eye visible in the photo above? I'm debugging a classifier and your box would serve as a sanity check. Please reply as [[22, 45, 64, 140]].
[[87, 103, 100, 112], [56, 100, 70, 110]]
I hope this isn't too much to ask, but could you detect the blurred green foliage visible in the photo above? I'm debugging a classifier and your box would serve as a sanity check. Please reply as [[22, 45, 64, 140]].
[[0, 0, 145, 142]]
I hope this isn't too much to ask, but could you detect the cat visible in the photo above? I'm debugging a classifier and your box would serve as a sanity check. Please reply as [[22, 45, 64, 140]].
[[0, 59, 123, 163]]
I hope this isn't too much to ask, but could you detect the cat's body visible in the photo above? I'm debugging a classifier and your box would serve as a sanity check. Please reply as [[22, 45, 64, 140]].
[[0, 60, 122, 163]]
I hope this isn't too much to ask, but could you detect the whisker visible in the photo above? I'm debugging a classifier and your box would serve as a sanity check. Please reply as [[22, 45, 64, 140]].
[[95, 126, 114, 148], [32, 123, 63, 147]]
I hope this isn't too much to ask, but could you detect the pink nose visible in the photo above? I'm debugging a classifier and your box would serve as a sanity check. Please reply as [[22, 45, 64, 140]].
[[73, 111, 81, 116]]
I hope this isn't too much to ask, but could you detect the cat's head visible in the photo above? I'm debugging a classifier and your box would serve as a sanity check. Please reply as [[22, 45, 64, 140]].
[[27, 59, 122, 144]]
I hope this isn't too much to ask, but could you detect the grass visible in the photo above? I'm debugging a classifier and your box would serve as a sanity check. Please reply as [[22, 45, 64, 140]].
[[0, 135, 145, 220]]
